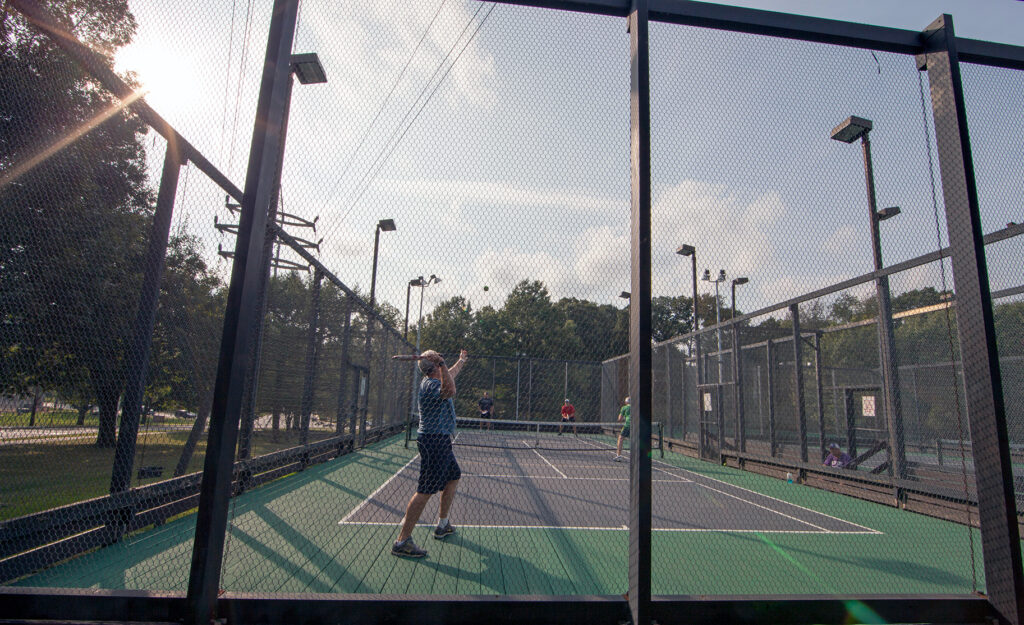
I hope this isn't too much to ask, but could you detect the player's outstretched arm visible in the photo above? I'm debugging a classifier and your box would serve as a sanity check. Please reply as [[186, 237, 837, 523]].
[[448, 349, 468, 380], [439, 362, 456, 399]]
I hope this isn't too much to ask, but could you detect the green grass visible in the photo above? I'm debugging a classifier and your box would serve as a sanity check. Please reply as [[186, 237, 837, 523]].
[[0, 428, 334, 520]]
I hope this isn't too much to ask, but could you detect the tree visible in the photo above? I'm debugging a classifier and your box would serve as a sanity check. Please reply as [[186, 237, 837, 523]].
[[0, 1, 151, 447]]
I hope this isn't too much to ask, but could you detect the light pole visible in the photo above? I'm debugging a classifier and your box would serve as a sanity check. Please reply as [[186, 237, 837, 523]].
[[731, 277, 749, 319], [369, 218, 396, 307], [676, 244, 701, 386], [404, 277, 419, 340], [702, 268, 727, 381], [831, 114, 905, 479], [415, 274, 441, 352]]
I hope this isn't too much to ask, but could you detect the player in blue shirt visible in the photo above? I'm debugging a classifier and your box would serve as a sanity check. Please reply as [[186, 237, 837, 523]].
[[392, 348, 468, 558]]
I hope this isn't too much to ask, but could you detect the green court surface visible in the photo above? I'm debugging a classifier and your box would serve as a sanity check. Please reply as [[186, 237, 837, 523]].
[[10, 434, 999, 596]]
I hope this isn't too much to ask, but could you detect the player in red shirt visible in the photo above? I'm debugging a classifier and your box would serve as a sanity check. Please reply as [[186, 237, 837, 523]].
[[558, 399, 577, 436]]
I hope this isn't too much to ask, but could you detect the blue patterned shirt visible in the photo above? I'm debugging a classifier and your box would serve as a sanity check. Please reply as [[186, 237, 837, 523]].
[[418, 377, 456, 435]]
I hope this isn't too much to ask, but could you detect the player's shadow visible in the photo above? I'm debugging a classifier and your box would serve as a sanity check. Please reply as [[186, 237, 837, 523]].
[[420, 534, 595, 594]]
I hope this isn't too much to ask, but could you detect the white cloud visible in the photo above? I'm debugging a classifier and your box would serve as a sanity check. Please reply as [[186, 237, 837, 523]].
[[823, 224, 861, 255]]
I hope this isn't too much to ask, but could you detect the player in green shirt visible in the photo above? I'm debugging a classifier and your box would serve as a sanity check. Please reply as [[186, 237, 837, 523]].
[[614, 396, 630, 461]]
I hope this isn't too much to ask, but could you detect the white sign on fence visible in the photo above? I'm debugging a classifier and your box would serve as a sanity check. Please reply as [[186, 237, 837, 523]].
[[703, 392, 713, 411], [862, 395, 876, 417]]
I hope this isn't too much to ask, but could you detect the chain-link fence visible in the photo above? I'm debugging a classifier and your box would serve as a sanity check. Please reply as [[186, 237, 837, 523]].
[[2, 0, 1022, 623]]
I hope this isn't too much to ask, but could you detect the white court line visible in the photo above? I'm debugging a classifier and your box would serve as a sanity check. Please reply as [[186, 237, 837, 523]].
[[335, 520, 878, 534], [576, 437, 882, 535], [525, 442, 567, 479], [338, 455, 419, 525]]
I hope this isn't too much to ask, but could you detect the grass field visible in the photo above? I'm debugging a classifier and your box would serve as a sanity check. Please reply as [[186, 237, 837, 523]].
[[0, 428, 338, 520]]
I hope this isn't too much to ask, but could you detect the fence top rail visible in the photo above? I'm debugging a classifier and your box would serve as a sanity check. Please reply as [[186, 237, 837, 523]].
[[655, 222, 1024, 349], [486, 0, 1024, 70]]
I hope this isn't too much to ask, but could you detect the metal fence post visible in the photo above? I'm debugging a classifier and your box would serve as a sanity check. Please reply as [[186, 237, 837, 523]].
[[109, 142, 183, 496], [767, 339, 776, 457], [336, 296, 352, 436], [628, 1, 653, 622], [814, 333, 826, 463], [185, 1, 299, 622], [919, 14, 1024, 623], [299, 269, 323, 448], [732, 325, 745, 452], [791, 305, 808, 463]]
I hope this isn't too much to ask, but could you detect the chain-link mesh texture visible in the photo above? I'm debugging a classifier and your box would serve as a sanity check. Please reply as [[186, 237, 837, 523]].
[[1, 0, 1020, 606]]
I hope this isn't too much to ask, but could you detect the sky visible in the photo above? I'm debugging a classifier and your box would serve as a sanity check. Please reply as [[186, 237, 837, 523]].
[[112, 0, 1024, 328]]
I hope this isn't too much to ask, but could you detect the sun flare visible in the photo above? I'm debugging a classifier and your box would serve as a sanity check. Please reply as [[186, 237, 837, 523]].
[[114, 42, 197, 117]]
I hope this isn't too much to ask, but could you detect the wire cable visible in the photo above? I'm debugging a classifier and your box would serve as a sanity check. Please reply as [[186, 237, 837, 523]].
[[319, 0, 449, 214], [336, 3, 496, 226]]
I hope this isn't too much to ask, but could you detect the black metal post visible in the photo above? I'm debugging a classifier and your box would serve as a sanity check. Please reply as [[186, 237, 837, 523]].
[[299, 269, 323, 447], [359, 316, 373, 446], [860, 130, 907, 479], [680, 357, 688, 440], [814, 333, 826, 463], [185, 1, 299, 622], [920, 14, 1023, 624], [628, 1, 652, 622], [237, 72, 295, 462], [404, 280, 412, 340], [369, 225, 381, 307], [845, 389, 857, 458], [691, 253, 702, 388], [110, 142, 183, 495], [766, 339, 776, 457], [336, 296, 352, 436], [375, 332, 390, 431], [527, 358, 533, 419], [791, 305, 808, 463], [732, 325, 745, 452], [665, 347, 673, 442]]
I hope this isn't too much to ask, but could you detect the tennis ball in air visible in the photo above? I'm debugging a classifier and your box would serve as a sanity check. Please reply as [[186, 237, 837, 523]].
[[483, 285, 489, 291]]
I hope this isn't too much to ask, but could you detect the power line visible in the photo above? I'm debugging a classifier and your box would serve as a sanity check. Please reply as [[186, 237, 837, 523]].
[[319, 0, 449, 214], [336, 3, 496, 226]]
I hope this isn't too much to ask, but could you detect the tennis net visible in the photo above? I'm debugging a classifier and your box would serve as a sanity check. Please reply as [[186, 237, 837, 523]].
[[406, 416, 663, 455]]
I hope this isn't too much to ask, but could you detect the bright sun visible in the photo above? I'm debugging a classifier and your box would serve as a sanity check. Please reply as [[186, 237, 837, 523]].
[[114, 42, 197, 117]]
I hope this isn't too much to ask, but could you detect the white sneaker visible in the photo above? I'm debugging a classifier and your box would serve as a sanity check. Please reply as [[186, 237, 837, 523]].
[[613, 455, 623, 462]]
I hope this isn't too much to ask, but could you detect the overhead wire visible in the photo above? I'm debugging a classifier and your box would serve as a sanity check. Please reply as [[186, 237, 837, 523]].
[[319, 0, 450, 214], [335, 3, 496, 226], [217, 0, 239, 167]]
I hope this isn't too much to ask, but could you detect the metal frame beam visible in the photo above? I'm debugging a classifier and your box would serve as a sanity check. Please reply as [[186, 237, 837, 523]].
[[0, 588, 995, 625], [919, 14, 1024, 625], [482, 0, 1024, 69], [628, 0, 653, 622], [184, 1, 300, 622]]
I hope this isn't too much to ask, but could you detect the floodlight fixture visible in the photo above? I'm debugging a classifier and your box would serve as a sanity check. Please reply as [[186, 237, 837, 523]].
[[291, 53, 327, 84], [702, 269, 711, 281], [830, 116, 872, 143], [620, 291, 631, 300], [732, 277, 749, 286], [676, 244, 696, 257], [378, 218, 397, 232], [718, 269, 726, 281], [428, 274, 441, 285], [877, 206, 901, 221]]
